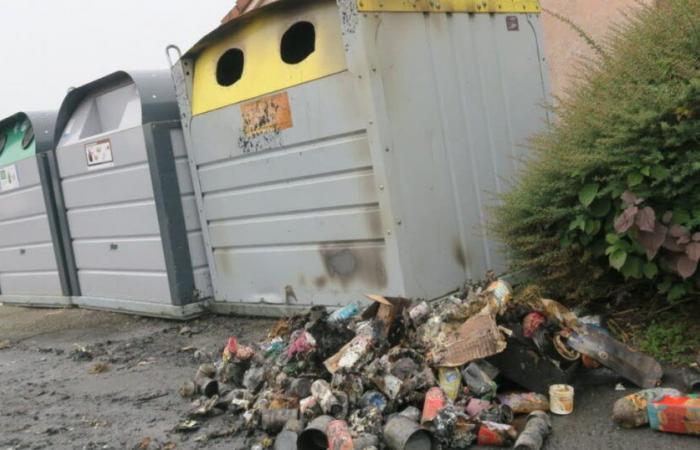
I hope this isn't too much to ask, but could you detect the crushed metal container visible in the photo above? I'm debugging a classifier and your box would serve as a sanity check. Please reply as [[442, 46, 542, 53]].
[[0, 111, 74, 306], [170, 0, 549, 315], [51, 70, 212, 318]]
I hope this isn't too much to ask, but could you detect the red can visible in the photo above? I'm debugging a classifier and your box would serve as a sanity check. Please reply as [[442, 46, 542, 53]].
[[421, 387, 446, 424], [477, 421, 518, 447], [327, 420, 353, 450]]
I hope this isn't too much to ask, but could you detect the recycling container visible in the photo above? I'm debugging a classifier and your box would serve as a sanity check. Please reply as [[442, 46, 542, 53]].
[[52, 70, 212, 318], [0, 111, 74, 306], [170, 0, 549, 315]]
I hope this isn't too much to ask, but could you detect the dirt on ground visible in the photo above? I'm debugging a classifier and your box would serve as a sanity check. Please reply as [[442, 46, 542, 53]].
[[0, 305, 698, 450]]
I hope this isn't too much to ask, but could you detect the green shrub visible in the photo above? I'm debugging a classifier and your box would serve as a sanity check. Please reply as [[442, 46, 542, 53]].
[[492, 0, 700, 302]]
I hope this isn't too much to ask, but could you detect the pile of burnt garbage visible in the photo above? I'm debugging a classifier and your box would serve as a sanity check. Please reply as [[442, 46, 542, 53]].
[[177, 280, 695, 449]]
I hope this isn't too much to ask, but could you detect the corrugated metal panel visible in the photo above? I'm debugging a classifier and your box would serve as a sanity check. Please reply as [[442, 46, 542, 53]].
[[0, 156, 62, 296], [362, 12, 549, 290]]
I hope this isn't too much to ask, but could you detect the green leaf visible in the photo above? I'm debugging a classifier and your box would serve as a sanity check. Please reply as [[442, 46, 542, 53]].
[[621, 256, 642, 279], [590, 198, 612, 218], [609, 249, 628, 270], [672, 207, 691, 225], [627, 172, 644, 187], [643, 261, 658, 279], [560, 234, 572, 248], [668, 283, 687, 301], [585, 219, 601, 236], [579, 183, 600, 207], [658, 279, 672, 294], [569, 216, 586, 232], [650, 165, 670, 181], [606, 233, 620, 244], [640, 166, 651, 177]]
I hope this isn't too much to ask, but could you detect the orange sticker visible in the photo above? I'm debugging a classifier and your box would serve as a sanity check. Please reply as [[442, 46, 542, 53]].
[[241, 92, 293, 137]]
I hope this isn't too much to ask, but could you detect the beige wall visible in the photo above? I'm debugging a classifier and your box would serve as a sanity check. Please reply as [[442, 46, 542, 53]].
[[541, 0, 655, 99]]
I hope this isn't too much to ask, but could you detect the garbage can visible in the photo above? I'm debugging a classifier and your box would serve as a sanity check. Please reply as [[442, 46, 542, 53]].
[[170, 0, 549, 315], [0, 111, 75, 306], [52, 70, 212, 318]]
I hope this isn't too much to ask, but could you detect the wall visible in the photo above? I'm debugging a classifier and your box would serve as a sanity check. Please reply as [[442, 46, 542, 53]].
[[541, 0, 656, 99]]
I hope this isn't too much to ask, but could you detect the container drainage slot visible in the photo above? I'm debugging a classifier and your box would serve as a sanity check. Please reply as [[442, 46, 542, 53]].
[[216, 48, 245, 87], [281, 21, 315, 64]]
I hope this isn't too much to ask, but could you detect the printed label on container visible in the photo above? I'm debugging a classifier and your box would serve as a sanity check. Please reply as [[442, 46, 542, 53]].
[[85, 139, 114, 170], [0, 164, 20, 192], [241, 92, 293, 137]]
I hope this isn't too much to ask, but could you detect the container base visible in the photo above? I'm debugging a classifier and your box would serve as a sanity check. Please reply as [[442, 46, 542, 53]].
[[72, 296, 208, 320], [0, 295, 73, 308]]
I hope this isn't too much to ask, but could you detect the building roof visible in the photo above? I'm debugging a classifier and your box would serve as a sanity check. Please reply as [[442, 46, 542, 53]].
[[221, 0, 281, 23]]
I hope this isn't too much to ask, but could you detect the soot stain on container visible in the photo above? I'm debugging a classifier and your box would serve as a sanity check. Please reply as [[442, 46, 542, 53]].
[[453, 237, 466, 269], [319, 245, 388, 289]]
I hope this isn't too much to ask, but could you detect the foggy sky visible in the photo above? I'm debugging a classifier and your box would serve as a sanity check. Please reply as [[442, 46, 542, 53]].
[[0, 0, 235, 118]]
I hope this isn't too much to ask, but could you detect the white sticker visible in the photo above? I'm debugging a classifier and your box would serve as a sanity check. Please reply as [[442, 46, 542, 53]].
[[0, 165, 20, 192], [85, 139, 114, 170]]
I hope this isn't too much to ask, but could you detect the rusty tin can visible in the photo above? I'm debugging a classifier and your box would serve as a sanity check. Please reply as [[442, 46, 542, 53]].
[[261, 408, 299, 434], [384, 416, 433, 450], [297, 415, 334, 450], [327, 420, 353, 450], [477, 421, 518, 447], [422, 387, 446, 425], [648, 395, 700, 435]]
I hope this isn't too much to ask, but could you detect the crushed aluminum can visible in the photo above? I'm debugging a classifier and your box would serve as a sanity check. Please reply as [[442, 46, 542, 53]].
[[328, 303, 361, 323], [421, 387, 446, 425], [462, 361, 498, 398], [478, 404, 513, 424], [359, 390, 387, 413], [327, 420, 353, 450], [409, 301, 431, 326], [383, 416, 433, 450], [438, 367, 462, 401], [298, 415, 334, 450], [514, 410, 551, 450], [287, 331, 317, 359], [324, 333, 375, 374], [497, 392, 549, 414], [466, 398, 492, 418], [261, 408, 299, 434], [311, 380, 344, 417], [477, 421, 518, 447], [648, 395, 700, 435], [612, 388, 682, 429], [222, 337, 238, 363]]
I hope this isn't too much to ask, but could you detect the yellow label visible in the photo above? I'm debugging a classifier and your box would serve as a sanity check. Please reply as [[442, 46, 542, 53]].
[[241, 92, 293, 137], [192, 0, 347, 116], [357, 0, 540, 13]]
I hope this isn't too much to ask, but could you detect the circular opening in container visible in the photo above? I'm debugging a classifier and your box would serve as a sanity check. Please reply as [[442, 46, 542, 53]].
[[216, 48, 245, 86], [281, 21, 316, 64], [296, 429, 327, 450], [22, 126, 34, 149], [0, 133, 6, 156]]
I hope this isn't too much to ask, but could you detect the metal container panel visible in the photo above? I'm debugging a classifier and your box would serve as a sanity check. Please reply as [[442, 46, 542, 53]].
[[0, 157, 61, 296], [57, 121, 170, 302], [189, 71, 399, 305], [170, 128, 213, 298]]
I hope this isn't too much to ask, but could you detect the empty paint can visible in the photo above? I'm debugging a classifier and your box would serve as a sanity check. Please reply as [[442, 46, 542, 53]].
[[327, 420, 353, 450], [421, 387, 446, 424], [549, 384, 574, 415], [383, 416, 433, 450], [297, 415, 334, 450], [477, 421, 518, 447]]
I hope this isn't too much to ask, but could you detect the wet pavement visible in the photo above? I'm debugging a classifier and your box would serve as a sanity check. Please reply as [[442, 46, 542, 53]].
[[0, 305, 697, 449]]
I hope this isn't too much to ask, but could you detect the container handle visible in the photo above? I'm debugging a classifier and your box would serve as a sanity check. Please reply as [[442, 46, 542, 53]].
[[165, 44, 182, 68]]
